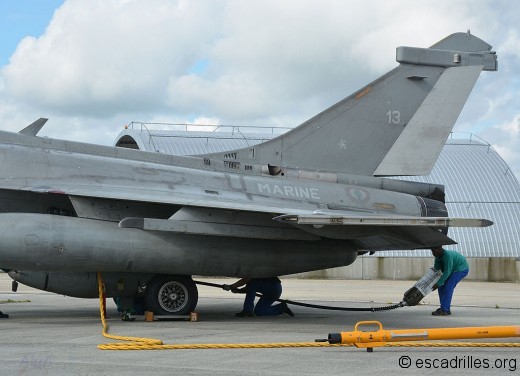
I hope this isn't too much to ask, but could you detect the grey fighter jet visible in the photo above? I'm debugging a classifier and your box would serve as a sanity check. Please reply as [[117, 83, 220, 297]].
[[0, 32, 496, 315]]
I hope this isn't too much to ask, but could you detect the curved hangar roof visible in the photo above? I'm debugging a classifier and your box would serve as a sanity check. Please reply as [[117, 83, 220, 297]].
[[115, 128, 278, 155], [114, 129, 520, 258]]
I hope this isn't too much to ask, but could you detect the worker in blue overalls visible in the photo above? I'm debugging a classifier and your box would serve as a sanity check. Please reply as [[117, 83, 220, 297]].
[[431, 246, 469, 316], [224, 277, 294, 317]]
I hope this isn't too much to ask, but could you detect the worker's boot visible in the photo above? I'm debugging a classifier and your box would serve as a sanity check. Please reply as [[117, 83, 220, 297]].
[[281, 303, 294, 316], [431, 308, 451, 316], [234, 310, 254, 317]]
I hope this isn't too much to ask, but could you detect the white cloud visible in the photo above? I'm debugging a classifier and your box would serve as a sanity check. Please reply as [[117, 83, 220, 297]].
[[0, 0, 519, 179], [499, 30, 520, 60], [2, 0, 223, 116], [501, 114, 520, 136]]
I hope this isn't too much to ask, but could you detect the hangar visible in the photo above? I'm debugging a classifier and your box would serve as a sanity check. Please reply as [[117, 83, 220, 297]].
[[114, 124, 520, 281]]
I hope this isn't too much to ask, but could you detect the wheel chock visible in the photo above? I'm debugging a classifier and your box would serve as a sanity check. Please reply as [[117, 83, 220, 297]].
[[127, 311, 199, 322], [145, 311, 154, 322]]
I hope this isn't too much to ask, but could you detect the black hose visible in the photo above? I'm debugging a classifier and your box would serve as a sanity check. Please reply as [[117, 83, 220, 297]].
[[194, 280, 405, 313], [276, 297, 404, 312]]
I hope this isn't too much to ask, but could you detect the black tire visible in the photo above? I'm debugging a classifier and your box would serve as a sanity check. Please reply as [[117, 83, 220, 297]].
[[145, 275, 198, 315]]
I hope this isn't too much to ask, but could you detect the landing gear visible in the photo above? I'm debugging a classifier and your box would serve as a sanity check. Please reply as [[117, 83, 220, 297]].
[[144, 275, 198, 315]]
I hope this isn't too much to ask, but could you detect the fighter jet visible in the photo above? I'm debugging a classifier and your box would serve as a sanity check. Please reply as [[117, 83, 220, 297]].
[[0, 32, 497, 315]]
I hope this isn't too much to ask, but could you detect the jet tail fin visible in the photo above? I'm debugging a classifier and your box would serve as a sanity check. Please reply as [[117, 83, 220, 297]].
[[373, 64, 483, 175], [205, 32, 497, 177], [19, 118, 48, 136]]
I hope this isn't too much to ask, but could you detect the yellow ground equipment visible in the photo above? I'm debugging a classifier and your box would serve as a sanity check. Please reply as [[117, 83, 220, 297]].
[[320, 320, 520, 351], [98, 273, 520, 351]]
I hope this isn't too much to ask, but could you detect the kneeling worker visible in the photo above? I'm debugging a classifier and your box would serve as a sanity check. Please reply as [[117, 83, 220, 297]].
[[431, 246, 469, 316], [224, 277, 294, 317]]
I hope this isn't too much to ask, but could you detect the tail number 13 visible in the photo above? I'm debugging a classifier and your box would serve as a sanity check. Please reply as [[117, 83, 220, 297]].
[[386, 110, 401, 124]]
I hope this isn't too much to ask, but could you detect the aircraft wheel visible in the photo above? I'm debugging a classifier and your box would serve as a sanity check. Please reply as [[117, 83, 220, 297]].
[[145, 275, 198, 315]]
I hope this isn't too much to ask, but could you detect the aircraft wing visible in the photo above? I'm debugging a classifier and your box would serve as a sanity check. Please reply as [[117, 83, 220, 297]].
[[21, 181, 492, 250], [117, 206, 492, 249], [36, 185, 490, 227]]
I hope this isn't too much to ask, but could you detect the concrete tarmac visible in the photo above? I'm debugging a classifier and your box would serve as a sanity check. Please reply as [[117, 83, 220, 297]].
[[0, 274, 518, 376]]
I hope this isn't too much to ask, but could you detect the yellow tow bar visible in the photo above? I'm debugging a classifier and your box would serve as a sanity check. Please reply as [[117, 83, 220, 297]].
[[324, 320, 520, 352]]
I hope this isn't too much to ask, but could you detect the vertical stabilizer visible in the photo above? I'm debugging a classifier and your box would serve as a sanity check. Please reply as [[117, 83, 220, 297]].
[[19, 118, 48, 136], [205, 32, 497, 177]]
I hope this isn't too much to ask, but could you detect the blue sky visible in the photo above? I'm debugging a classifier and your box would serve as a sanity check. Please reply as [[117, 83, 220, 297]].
[[0, 0, 519, 179], [0, 1, 64, 66]]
